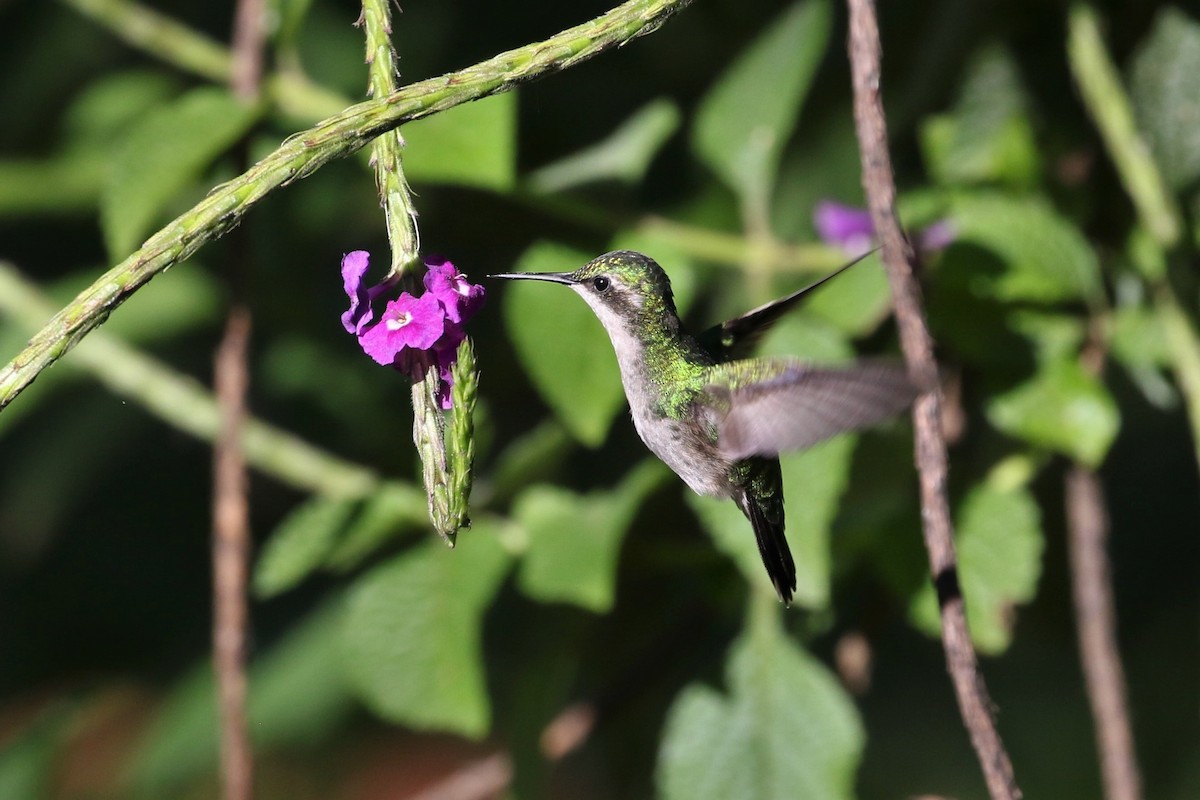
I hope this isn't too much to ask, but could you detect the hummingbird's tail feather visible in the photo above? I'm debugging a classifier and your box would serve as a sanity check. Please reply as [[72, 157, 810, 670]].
[[734, 472, 796, 605]]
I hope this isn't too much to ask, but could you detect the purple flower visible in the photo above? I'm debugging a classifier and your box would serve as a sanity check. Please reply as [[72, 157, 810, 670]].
[[424, 256, 486, 324], [814, 201, 875, 257], [358, 291, 445, 366], [340, 251, 485, 408], [813, 200, 955, 255]]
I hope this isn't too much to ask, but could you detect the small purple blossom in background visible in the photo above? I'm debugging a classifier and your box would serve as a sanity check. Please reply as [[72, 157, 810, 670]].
[[340, 251, 485, 408], [814, 201, 875, 257], [813, 200, 956, 255]]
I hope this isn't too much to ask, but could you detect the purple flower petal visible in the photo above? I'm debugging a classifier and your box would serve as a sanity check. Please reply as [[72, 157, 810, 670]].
[[918, 219, 956, 252], [341, 251, 375, 334], [424, 257, 486, 324], [814, 201, 875, 256], [357, 291, 446, 366]]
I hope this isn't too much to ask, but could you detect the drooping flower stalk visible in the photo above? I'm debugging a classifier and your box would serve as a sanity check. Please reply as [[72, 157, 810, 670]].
[[356, 0, 480, 543]]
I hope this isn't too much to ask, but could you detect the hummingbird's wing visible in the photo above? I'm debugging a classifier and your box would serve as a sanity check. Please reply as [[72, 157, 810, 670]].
[[705, 358, 915, 460], [695, 251, 876, 362]]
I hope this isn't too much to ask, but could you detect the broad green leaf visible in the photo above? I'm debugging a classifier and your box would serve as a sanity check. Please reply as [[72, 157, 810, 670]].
[[63, 70, 181, 148], [502, 242, 624, 446], [101, 87, 260, 258], [254, 496, 358, 597], [910, 482, 1043, 654], [402, 93, 516, 191], [802, 252, 894, 337], [920, 46, 1039, 188], [950, 194, 1102, 303], [486, 420, 573, 504], [129, 601, 355, 794], [516, 460, 666, 611], [657, 611, 863, 799], [324, 482, 429, 572], [688, 314, 856, 607], [692, 0, 832, 212], [987, 359, 1120, 467], [340, 526, 511, 737], [527, 99, 680, 192], [1007, 310, 1087, 365], [1111, 304, 1173, 370], [1130, 7, 1200, 190]]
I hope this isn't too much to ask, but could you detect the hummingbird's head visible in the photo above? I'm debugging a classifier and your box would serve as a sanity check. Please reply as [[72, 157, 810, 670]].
[[491, 250, 681, 337]]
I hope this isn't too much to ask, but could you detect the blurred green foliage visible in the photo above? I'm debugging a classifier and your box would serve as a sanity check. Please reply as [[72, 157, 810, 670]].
[[0, 1, 1198, 799]]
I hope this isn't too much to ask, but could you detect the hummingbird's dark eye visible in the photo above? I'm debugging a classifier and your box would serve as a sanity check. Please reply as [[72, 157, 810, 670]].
[[592, 276, 611, 292]]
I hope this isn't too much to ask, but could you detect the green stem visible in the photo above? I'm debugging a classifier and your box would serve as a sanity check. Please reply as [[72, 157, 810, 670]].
[[1067, 3, 1200, 468], [1157, 288, 1200, 464], [0, 0, 694, 413], [60, 0, 348, 121], [1066, 3, 1181, 247], [61, 0, 840, 276], [0, 261, 403, 500], [361, 0, 420, 276]]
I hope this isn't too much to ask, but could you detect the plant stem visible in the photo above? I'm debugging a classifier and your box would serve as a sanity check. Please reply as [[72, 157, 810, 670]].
[[1066, 4, 1180, 248], [62, 0, 843, 277], [60, 0, 347, 121], [1067, 2, 1200, 469], [0, 262, 392, 500], [0, 0, 695, 413]]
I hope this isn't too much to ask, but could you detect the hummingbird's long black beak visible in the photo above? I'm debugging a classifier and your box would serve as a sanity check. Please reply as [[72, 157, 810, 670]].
[[488, 271, 577, 285]]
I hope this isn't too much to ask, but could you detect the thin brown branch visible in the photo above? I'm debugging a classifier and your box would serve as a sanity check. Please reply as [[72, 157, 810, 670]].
[[1066, 466, 1142, 800], [1066, 326, 1142, 800], [844, 1, 1020, 798], [407, 753, 513, 800], [211, 4, 267, 800], [230, 0, 267, 102], [212, 304, 254, 800]]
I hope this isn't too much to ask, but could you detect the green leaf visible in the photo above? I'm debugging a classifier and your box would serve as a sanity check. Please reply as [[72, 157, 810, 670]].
[[909, 482, 1043, 654], [949, 193, 1102, 303], [402, 93, 516, 191], [920, 46, 1039, 188], [101, 87, 260, 258], [1007, 310, 1087, 365], [657, 611, 863, 799], [1130, 7, 1200, 190], [129, 601, 356, 794], [516, 460, 666, 612], [692, 0, 832, 213], [527, 99, 680, 192], [1111, 304, 1173, 370], [340, 525, 512, 737], [254, 496, 359, 598], [502, 241, 625, 446], [987, 358, 1120, 467], [486, 420, 573, 504], [324, 482, 429, 572], [63, 70, 181, 148], [801, 252, 894, 337]]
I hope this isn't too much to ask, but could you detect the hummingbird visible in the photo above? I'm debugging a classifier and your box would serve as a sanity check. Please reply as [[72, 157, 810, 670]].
[[491, 250, 915, 604]]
